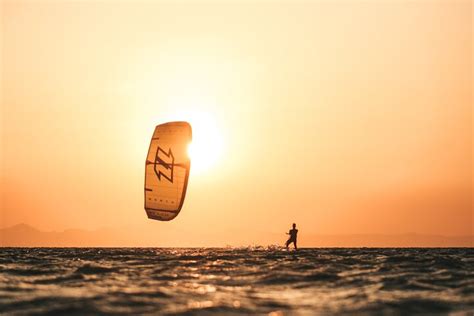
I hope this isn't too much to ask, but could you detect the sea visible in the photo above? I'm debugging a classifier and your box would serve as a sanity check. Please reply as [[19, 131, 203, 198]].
[[0, 248, 472, 315]]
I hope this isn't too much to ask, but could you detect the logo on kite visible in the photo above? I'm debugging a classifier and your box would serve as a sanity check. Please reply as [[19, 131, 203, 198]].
[[154, 146, 175, 183]]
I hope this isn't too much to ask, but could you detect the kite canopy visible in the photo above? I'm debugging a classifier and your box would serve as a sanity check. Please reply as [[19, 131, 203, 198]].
[[144, 121, 192, 221]]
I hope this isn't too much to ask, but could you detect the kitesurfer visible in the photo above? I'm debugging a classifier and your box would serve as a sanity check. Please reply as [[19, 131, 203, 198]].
[[285, 223, 298, 250]]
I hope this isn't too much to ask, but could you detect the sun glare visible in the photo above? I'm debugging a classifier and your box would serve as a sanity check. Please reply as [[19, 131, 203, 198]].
[[186, 112, 224, 174], [161, 110, 222, 175]]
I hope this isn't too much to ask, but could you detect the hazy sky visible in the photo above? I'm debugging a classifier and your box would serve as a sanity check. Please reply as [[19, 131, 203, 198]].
[[1, 0, 472, 246]]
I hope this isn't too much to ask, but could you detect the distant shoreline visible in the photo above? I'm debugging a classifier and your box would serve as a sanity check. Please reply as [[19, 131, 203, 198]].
[[1, 224, 472, 248]]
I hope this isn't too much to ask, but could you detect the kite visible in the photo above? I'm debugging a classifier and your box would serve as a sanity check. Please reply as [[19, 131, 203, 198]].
[[144, 121, 192, 221]]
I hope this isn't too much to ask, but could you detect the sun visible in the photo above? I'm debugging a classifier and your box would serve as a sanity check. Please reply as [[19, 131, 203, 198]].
[[187, 116, 223, 174], [164, 111, 221, 175]]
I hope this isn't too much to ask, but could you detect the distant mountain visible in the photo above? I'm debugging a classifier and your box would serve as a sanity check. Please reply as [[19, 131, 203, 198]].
[[0, 223, 128, 247]]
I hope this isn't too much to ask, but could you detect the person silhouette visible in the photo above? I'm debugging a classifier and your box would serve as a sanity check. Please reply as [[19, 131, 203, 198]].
[[285, 223, 298, 250]]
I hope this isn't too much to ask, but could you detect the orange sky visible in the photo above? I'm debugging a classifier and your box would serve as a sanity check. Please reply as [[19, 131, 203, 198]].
[[1, 0, 472, 246]]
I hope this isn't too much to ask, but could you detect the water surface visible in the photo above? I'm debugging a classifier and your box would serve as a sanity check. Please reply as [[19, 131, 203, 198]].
[[1, 248, 472, 315]]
